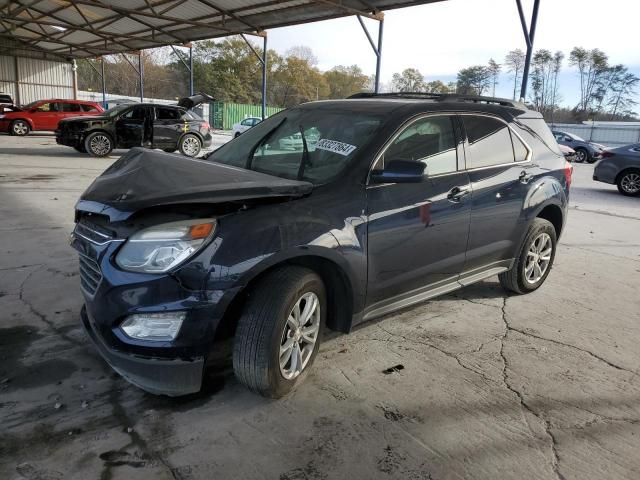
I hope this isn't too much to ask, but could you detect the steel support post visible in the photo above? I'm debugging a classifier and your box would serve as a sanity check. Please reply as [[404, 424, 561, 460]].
[[517, 0, 541, 101], [101, 57, 106, 108], [357, 14, 384, 93], [139, 52, 144, 102], [261, 35, 267, 120], [189, 45, 194, 95]]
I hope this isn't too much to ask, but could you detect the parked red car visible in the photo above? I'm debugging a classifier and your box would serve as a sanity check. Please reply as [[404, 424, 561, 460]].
[[0, 99, 104, 136]]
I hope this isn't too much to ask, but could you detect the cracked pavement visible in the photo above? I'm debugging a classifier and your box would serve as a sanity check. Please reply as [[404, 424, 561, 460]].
[[1, 135, 639, 480]]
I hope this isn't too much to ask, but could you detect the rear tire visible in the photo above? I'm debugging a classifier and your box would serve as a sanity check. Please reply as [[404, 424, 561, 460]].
[[617, 169, 640, 196], [10, 120, 30, 136], [179, 134, 201, 157], [233, 267, 325, 398], [84, 132, 113, 157], [499, 218, 557, 294], [234, 132, 241, 138]]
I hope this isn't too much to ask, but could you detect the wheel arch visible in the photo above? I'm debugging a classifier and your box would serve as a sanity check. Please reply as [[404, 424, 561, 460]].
[[615, 167, 640, 184], [215, 250, 357, 343], [10, 117, 34, 130]]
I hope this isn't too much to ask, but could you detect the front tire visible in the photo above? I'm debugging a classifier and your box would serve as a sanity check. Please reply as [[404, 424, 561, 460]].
[[179, 134, 201, 157], [234, 132, 241, 138], [84, 132, 113, 157], [499, 218, 557, 294], [617, 170, 640, 196], [11, 120, 30, 136], [233, 267, 326, 398], [574, 148, 588, 163]]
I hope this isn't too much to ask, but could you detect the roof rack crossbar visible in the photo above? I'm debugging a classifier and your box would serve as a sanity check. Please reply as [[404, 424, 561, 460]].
[[347, 92, 525, 108]]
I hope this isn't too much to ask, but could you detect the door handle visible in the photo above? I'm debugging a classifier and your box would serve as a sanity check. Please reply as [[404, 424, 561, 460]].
[[447, 186, 471, 202], [519, 170, 534, 184]]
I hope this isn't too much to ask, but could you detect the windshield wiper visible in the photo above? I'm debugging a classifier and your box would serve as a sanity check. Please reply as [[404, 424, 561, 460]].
[[245, 117, 286, 170], [296, 125, 311, 180]]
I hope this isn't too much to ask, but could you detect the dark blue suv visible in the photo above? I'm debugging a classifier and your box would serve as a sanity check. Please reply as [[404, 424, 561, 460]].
[[71, 93, 572, 398]]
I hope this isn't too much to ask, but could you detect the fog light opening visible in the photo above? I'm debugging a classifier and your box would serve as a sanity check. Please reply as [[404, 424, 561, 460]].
[[120, 312, 186, 341]]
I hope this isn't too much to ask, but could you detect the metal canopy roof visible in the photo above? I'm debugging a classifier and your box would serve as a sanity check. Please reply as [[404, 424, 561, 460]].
[[0, 0, 445, 59]]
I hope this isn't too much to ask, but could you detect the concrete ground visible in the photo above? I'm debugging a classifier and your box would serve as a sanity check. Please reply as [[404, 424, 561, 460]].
[[1, 134, 639, 480]]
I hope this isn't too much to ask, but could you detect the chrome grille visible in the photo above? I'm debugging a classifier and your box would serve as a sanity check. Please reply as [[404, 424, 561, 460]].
[[75, 219, 115, 245], [79, 254, 102, 296]]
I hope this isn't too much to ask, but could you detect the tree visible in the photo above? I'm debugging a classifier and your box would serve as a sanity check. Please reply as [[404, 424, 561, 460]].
[[487, 58, 501, 97], [456, 66, 491, 95], [600, 65, 640, 117], [569, 47, 609, 113], [504, 49, 525, 99], [530, 49, 562, 115], [323, 65, 370, 98], [391, 68, 427, 92], [286, 46, 318, 66], [425, 80, 452, 94]]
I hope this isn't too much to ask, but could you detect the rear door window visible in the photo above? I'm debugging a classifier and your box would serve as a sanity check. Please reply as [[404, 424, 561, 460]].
[[156, 107, 180, 120], [61, 103, 82, 112], [463, 116, 515, 168], [381, 115, 458, 176]]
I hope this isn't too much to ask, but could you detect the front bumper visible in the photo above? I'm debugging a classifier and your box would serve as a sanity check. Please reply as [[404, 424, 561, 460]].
[[82, 306, 204, 396]]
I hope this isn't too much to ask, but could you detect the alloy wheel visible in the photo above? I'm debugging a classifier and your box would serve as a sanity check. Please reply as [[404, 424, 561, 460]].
[[13, 121, 28, 135], [279, 292, 320, 380], [524, 232, 553, 284], [575, 149, 587, 162], [90, 135, 111, 156], [182, 136, 200, 156], [620, 173, 640, 194]]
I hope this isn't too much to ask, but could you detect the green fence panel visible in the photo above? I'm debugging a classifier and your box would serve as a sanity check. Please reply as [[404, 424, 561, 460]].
[[209, 101, 283, 130]]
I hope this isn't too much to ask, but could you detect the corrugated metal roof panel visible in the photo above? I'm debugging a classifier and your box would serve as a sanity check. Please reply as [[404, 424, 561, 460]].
[[0, 0, 446, 58]]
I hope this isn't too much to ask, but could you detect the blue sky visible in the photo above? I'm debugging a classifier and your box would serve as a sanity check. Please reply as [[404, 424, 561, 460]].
[[265, 0, 640, 110]]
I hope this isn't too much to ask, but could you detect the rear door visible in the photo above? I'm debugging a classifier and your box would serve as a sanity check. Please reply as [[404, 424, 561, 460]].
[[366, 114, 471, 310], [60, 102, 83, 125], [153, 106, 183, 148], [115, 105, 149, 148], [460, 114, 534, 277]]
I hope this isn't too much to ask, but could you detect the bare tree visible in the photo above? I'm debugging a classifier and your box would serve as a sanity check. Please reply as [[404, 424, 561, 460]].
[[569, 47, 609, 113], [504, 49, 525, 100], [391, 68, 427, 92], [487, 58, 501, 97]]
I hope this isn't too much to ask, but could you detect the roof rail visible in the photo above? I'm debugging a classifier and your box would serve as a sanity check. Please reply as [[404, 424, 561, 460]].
[[347, 92, 526, 108]]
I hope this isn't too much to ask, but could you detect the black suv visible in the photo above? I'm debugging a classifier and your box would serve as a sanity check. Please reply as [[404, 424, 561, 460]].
[[56, 94, 213, 157], [71, 93, 571, 398]]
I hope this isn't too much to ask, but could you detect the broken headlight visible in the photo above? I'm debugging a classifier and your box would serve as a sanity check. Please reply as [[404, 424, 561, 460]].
[[115, 219, 216, 273]]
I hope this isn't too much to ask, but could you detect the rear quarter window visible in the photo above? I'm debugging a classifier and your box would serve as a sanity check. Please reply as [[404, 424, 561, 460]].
[[517, 118, 562, 155]]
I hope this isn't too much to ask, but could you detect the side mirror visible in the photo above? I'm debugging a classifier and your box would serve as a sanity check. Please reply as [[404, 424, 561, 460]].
[[370, 159, 426, 184]]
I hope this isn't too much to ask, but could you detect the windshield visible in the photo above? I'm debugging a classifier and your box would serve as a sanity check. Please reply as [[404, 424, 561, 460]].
[[207, 106, 383, 184], [568, 132, 586, 142], [103, 104, 132, 117]]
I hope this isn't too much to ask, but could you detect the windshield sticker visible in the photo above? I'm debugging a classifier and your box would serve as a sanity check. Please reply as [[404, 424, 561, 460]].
[[315, 139, 357, 156]]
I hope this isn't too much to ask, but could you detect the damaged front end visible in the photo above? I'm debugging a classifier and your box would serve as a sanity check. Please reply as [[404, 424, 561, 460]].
[[71, 148, 312, 395]]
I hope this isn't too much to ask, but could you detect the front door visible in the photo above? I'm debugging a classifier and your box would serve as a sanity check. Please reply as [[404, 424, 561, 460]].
[[31, 102, 59, 130], [366, 115, 471, 312]]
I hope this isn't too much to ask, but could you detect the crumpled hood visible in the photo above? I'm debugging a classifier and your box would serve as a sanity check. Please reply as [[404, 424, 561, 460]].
[[77, 148, 313, 221]]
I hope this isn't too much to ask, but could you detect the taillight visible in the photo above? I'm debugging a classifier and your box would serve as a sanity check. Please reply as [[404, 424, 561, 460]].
[[563, 161, 573, 188], [601, 150, 615, 158], [203, 122, 210, 130]]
